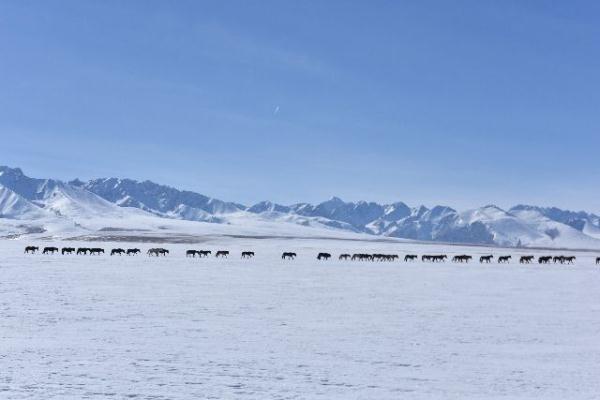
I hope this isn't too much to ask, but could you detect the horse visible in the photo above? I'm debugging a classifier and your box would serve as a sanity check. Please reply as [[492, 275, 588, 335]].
[[186, 250, 199, 258], [61, 247, 75, 255], [498, 255, 511, 263], [352, 253, 372, 261], [404, 254, 418, 262], [77, 247, 90, 255], [563, 256, 576, 264], [538, 256, 552, 264], [147, 248, 168, 257], [42, 246, 59, 254], [111, 248, 125, 256], [24, 246, 39, 254], [480, 255, 493, 263], [431, 255, 447, 262], [126, 248, 140, 255], [519, 255, 534, 264], [339, 254, 351, 260], [282, 252, 296, 260], [199, 250, 211, 257], [317, 252, 331, 260], [215, 250, 229, 258], [452, 255, 472, 263], [596, 257, 600, 265], [89, 248, 105, 255], [241, 251, 255, 258], [373, 254, 397, 262], [24, 246, 40, 254]]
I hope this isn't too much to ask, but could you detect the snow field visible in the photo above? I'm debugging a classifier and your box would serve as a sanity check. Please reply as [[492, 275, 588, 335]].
[[2, 238, 600, 399]]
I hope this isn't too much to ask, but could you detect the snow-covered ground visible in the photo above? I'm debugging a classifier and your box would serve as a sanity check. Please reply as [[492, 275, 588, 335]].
[[2, 237, 600, 399]]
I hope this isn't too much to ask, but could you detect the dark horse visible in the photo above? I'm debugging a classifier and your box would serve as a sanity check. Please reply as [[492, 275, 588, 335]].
[[498, 255, 511, 263], [351, 254, 372, 261], [452, 255, 472, 263], [596, 257, 600, 265], [127, 248, 140, 255], [480, 255, 493, 263], [215, 250, 229, 258], [241, 251, 255, 258], [62, 247, 75, 255], [562, 256, 576, 264], [317, 252, 331, 260], [538, 256, 552, 264], [89, 248, 105, 255], [339, 254, 351, 260], [24, 246, 39, 254], [404, 254, 418, 262], [147, 248, 169, 257], [186, 250, 200, 257], [111, 248, 125, 256], [77, 247, 90, 255], [42, 246, 59, 254], [519, 255, 534, 264], [282, 252, 296, 260]]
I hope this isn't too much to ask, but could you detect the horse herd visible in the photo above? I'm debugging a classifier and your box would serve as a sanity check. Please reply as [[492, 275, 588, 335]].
[[22, 246, 598, 265]]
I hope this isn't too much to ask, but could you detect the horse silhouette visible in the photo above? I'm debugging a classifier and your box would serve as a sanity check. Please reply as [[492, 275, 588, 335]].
[[42, 246, 59, 254], [241, 251, 255, 258], [404, 254, 417, 262], [562, 256, 576, 264], [452, 255, 472, 263], [480, 255, 493, 263], [498, 255, 511, 263], [317, 252, 331, 260], [339, 254, 351, 260], [186, 250, 199, 257], [519, 255, 534, 264], [422, 254, 446, 262], [62, 247, 75, 255], [89, 248, 104, 255], [24, 246, 39, 254], [215, 250, 229, 258], [281, 252, 296, 260], [77, 247, 90, 255], [147, 248, 169, 257], [127, 248, 140, 255], [111, 248, 125, 256], [376, 254, 398, 261], [538, 256, 552, 264], [351, 253, 372, 261]]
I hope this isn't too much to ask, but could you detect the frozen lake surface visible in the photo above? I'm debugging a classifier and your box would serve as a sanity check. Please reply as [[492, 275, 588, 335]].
[[2, 238, 600, 399]]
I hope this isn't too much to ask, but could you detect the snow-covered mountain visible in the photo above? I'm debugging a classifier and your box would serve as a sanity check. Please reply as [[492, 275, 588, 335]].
[[76, 177, 244, 221], [1, 165, 599, 249]]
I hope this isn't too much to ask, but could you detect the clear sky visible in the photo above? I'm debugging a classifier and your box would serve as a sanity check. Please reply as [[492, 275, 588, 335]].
[[1, 1, 599, 212]]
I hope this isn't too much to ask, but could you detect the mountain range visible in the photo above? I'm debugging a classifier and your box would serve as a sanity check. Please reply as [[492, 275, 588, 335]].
[[1, 165, 599, 249]]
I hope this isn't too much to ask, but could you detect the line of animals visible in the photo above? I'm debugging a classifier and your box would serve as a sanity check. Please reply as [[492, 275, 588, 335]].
[[22, 246, 594, 264]]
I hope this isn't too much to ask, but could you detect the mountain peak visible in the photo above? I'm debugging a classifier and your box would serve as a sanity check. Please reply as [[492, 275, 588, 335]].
[[0, 166, 24, 177], [327, 196, 345, 204]]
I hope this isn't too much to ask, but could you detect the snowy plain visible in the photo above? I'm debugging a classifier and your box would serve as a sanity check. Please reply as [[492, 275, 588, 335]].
[[2, 237, 600, 399]]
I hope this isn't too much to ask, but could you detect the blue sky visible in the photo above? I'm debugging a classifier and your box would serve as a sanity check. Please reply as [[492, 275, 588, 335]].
[[1, 1, 599, 212]]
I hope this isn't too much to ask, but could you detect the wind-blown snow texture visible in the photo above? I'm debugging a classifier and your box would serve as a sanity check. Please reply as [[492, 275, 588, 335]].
[[2, 238, 600, 399], [2, 165, 600, 249]]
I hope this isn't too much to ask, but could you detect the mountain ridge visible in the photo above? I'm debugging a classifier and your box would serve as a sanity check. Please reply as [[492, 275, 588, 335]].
[[1, 165, 599, 249]]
